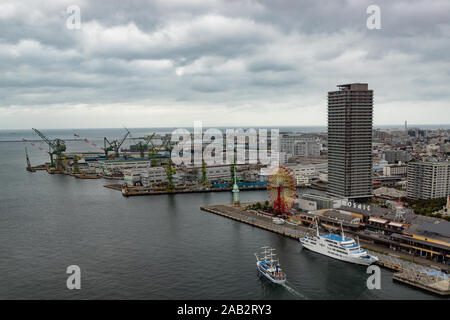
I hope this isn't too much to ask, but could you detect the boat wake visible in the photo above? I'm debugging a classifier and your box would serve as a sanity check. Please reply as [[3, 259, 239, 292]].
[[281, 281, 308, 300]]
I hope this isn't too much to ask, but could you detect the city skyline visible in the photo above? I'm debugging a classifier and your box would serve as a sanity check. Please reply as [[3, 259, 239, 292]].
[[2, 123, 450, 132], [1, 0, 450, 129]]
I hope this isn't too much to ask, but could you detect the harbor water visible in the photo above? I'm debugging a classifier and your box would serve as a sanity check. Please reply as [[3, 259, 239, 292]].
[[0, 129, 446, 299]]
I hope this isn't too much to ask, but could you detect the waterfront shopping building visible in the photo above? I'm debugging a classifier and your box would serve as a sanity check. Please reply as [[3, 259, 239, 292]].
[[290, 203, 450, 265], [327, 83, 373, 200]]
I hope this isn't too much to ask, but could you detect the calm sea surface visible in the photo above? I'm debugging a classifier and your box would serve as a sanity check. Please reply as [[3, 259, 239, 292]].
[[0, 128, 447, 299]]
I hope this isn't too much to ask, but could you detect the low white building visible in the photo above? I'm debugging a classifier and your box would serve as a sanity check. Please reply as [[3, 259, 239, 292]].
[[285, 163, 323, 186], [373, 159, 389, 173], [142, 167, 168, 186], [125, 167, 181, 187], [203, 165, 231, 183], [294, 198, 317, 211], [383, 164, 408, 177], [123, 170, 143, 186], [286, 164, 318, 176], [295, 175, 310, 186], [279, 133, 321, 157], [178, 164, 259, 185], [99, 159, 152, 174]]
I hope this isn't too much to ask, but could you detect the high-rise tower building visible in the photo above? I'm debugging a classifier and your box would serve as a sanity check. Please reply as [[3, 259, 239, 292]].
[[327, 83, 373, 200]]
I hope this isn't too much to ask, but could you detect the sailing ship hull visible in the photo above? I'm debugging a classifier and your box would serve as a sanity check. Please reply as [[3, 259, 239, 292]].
[[257, 262, 286, 284]]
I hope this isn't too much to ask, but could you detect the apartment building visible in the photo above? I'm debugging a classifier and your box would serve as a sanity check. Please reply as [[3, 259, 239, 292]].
[[407, 162, 450, 199]]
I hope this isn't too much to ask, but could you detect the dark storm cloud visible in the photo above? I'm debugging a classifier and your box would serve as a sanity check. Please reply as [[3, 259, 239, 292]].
[[0, 0, 449, 128]]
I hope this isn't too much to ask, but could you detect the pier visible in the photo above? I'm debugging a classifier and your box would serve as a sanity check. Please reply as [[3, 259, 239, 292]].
[[104, 184, 267, 197], [200, 203, 450, 296], [200, 204, 308, 239], [393, 272, 450, 296]]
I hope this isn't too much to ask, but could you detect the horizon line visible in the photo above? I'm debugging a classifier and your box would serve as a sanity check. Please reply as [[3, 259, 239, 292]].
[[2, 123, 450, 131]]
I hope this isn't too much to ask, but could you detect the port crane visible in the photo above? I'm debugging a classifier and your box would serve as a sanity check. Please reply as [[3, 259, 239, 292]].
[[158, 135, 176, 191], [32, 128, 66, 170], [24, 146, 35, 172], [164, 148, 176, 191], [135, 140, 148, 159], [144, 133, 171, 166], [129, 131, 175, 190], [127, 132, 154, 159], [133, 133, 154, 159], [138, 132, 175, 189], [103, 128, 130, 159], [147, 133, 163, 166]]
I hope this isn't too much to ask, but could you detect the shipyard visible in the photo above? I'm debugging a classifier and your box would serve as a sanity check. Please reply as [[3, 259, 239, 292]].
[[20, 116, 450, 297], [2, 0, 450, 308]]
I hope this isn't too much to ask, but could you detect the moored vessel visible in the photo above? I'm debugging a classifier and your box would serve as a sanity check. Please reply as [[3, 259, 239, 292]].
[[300, 221, 378, 266]]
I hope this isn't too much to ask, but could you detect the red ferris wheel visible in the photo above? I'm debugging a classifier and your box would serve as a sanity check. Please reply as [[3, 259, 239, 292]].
[[266, 166, 296, 215]]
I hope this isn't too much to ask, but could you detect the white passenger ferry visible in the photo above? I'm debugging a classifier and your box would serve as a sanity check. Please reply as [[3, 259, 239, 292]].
[[300, 222, 378, 266]]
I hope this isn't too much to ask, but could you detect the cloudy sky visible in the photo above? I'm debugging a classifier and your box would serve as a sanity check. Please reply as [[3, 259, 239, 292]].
[[1, 0, 449, 129]]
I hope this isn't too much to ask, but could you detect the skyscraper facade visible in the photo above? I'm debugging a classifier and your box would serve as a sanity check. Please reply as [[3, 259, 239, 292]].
[[327, 83, 373, 200]]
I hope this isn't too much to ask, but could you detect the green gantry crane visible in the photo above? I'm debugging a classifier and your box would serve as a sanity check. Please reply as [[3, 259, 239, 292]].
[[148, 133, 172, 167], [32, 128, 66, 170], [133, 133, 155, 159], [103, 128, 130, 159], [129, 132, 153, 159], [135, 141, 148, 159], [131, 132, 176, 190], [147, 133, 160, 166]]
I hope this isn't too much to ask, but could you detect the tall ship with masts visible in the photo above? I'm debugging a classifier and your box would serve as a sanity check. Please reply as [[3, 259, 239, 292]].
[[299, 221, 379, 266], [254, 247, 287, 284]]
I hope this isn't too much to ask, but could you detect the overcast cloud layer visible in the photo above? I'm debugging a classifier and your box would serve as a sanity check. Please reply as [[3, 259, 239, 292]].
[[1, 0, 449, 129]]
